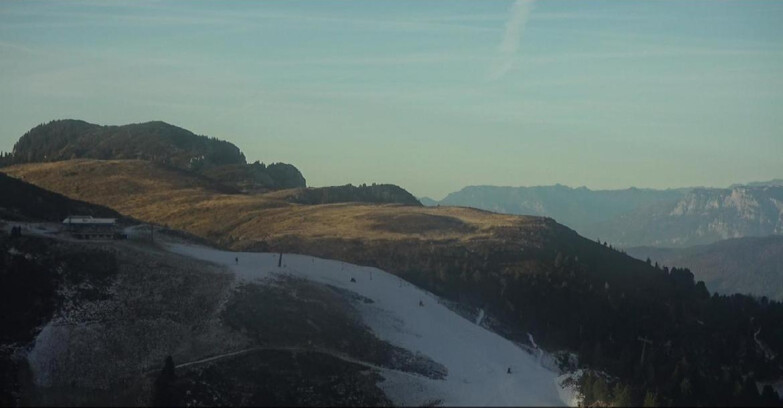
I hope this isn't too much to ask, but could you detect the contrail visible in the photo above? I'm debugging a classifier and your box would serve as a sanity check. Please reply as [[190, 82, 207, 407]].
[[488, 0, 535, 81]]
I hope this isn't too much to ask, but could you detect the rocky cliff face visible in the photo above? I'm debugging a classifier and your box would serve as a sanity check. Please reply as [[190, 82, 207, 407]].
[[591, 186, 783, 247]]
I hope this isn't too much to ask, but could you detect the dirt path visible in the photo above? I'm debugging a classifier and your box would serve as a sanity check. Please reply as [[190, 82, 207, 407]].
[[146, 345, 433, 381]]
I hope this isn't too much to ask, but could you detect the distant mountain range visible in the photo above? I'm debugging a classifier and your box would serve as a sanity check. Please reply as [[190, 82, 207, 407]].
[[590, 186, 783, 247], [423, 183, 783, 247], [731, 179, 783, 188], [627, 235, 783, 301]]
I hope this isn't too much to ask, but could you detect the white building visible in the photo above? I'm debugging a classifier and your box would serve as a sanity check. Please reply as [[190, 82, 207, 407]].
[[62, 215, 118, 239]]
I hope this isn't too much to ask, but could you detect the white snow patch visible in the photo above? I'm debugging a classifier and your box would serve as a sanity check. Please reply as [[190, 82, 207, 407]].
[[528, 332, 545, 365], [475, 308, 485, 326], [27, 321, 70, 387], [556, 370, 584, 407], [166, 243, 567, 406]]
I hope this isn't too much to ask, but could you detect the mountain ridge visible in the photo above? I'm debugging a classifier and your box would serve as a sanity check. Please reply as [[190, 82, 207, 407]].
[[427, 183, 783, 247]]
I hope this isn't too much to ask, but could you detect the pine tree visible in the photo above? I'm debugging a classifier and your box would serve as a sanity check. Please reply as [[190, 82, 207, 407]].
[[580, 373, 596, 406], [642, 391, 658, 407], [612, 383, 632, 407], [761, 384, 780, 406], [592, 376, 610, 405], [741, 376, 760, 406], [152, 355, 176, 407]]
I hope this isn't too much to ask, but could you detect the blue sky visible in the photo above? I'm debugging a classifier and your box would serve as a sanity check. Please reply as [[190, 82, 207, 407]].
[[1, 0, 781, 199]]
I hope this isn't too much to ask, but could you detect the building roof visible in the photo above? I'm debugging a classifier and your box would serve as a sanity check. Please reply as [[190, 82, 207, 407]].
[[62, 215, 117, 225]]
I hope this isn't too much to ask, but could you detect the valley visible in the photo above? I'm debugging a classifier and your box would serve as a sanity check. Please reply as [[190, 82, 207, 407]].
[[627, 235, 783, 300]]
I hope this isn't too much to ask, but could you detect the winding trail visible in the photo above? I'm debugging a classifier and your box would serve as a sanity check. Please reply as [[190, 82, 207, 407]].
[[146, 345, 432, 381]]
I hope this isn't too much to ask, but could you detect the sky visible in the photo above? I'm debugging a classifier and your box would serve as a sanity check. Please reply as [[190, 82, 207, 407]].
[[1, 0, 781, 199]]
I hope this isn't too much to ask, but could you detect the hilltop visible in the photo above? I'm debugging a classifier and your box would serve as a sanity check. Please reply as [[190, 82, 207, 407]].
[[1, 119, 306, 192], [9, 119, 244, 168], [279, 183, 421, 206]]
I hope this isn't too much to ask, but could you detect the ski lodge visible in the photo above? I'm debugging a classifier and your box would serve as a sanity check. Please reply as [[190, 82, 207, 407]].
[[62, 215, 121, 240]]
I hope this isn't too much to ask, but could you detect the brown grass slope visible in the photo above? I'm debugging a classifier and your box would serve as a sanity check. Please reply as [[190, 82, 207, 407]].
[[2, 159, 667, 334], [0, 172, 125, 222], [2, 159, 523, 244]]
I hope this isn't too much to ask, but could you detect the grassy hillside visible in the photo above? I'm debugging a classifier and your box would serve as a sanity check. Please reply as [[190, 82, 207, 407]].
[[4, 159, 783, 406], [0, 172, 125, 222], [3, 160, 500, 244]]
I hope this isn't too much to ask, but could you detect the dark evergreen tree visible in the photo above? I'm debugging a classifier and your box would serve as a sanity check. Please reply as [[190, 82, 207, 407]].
[[152, 355, 176, 407], [760, 384, 780, 407], [592, 375, 610, 405], [613, 383, 632, 407], [642, 391, 658, 407]]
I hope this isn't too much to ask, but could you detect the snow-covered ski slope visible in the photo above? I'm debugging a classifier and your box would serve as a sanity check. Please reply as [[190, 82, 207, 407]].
[[168, 243, 568, 406]]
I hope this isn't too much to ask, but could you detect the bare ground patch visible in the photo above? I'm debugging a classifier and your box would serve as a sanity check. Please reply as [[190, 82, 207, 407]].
[[23, 240, 246, 406]]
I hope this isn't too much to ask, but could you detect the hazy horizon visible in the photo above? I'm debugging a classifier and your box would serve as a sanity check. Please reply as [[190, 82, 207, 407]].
[[421, 178, 783, 201], [2, 0, 782, 198]]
